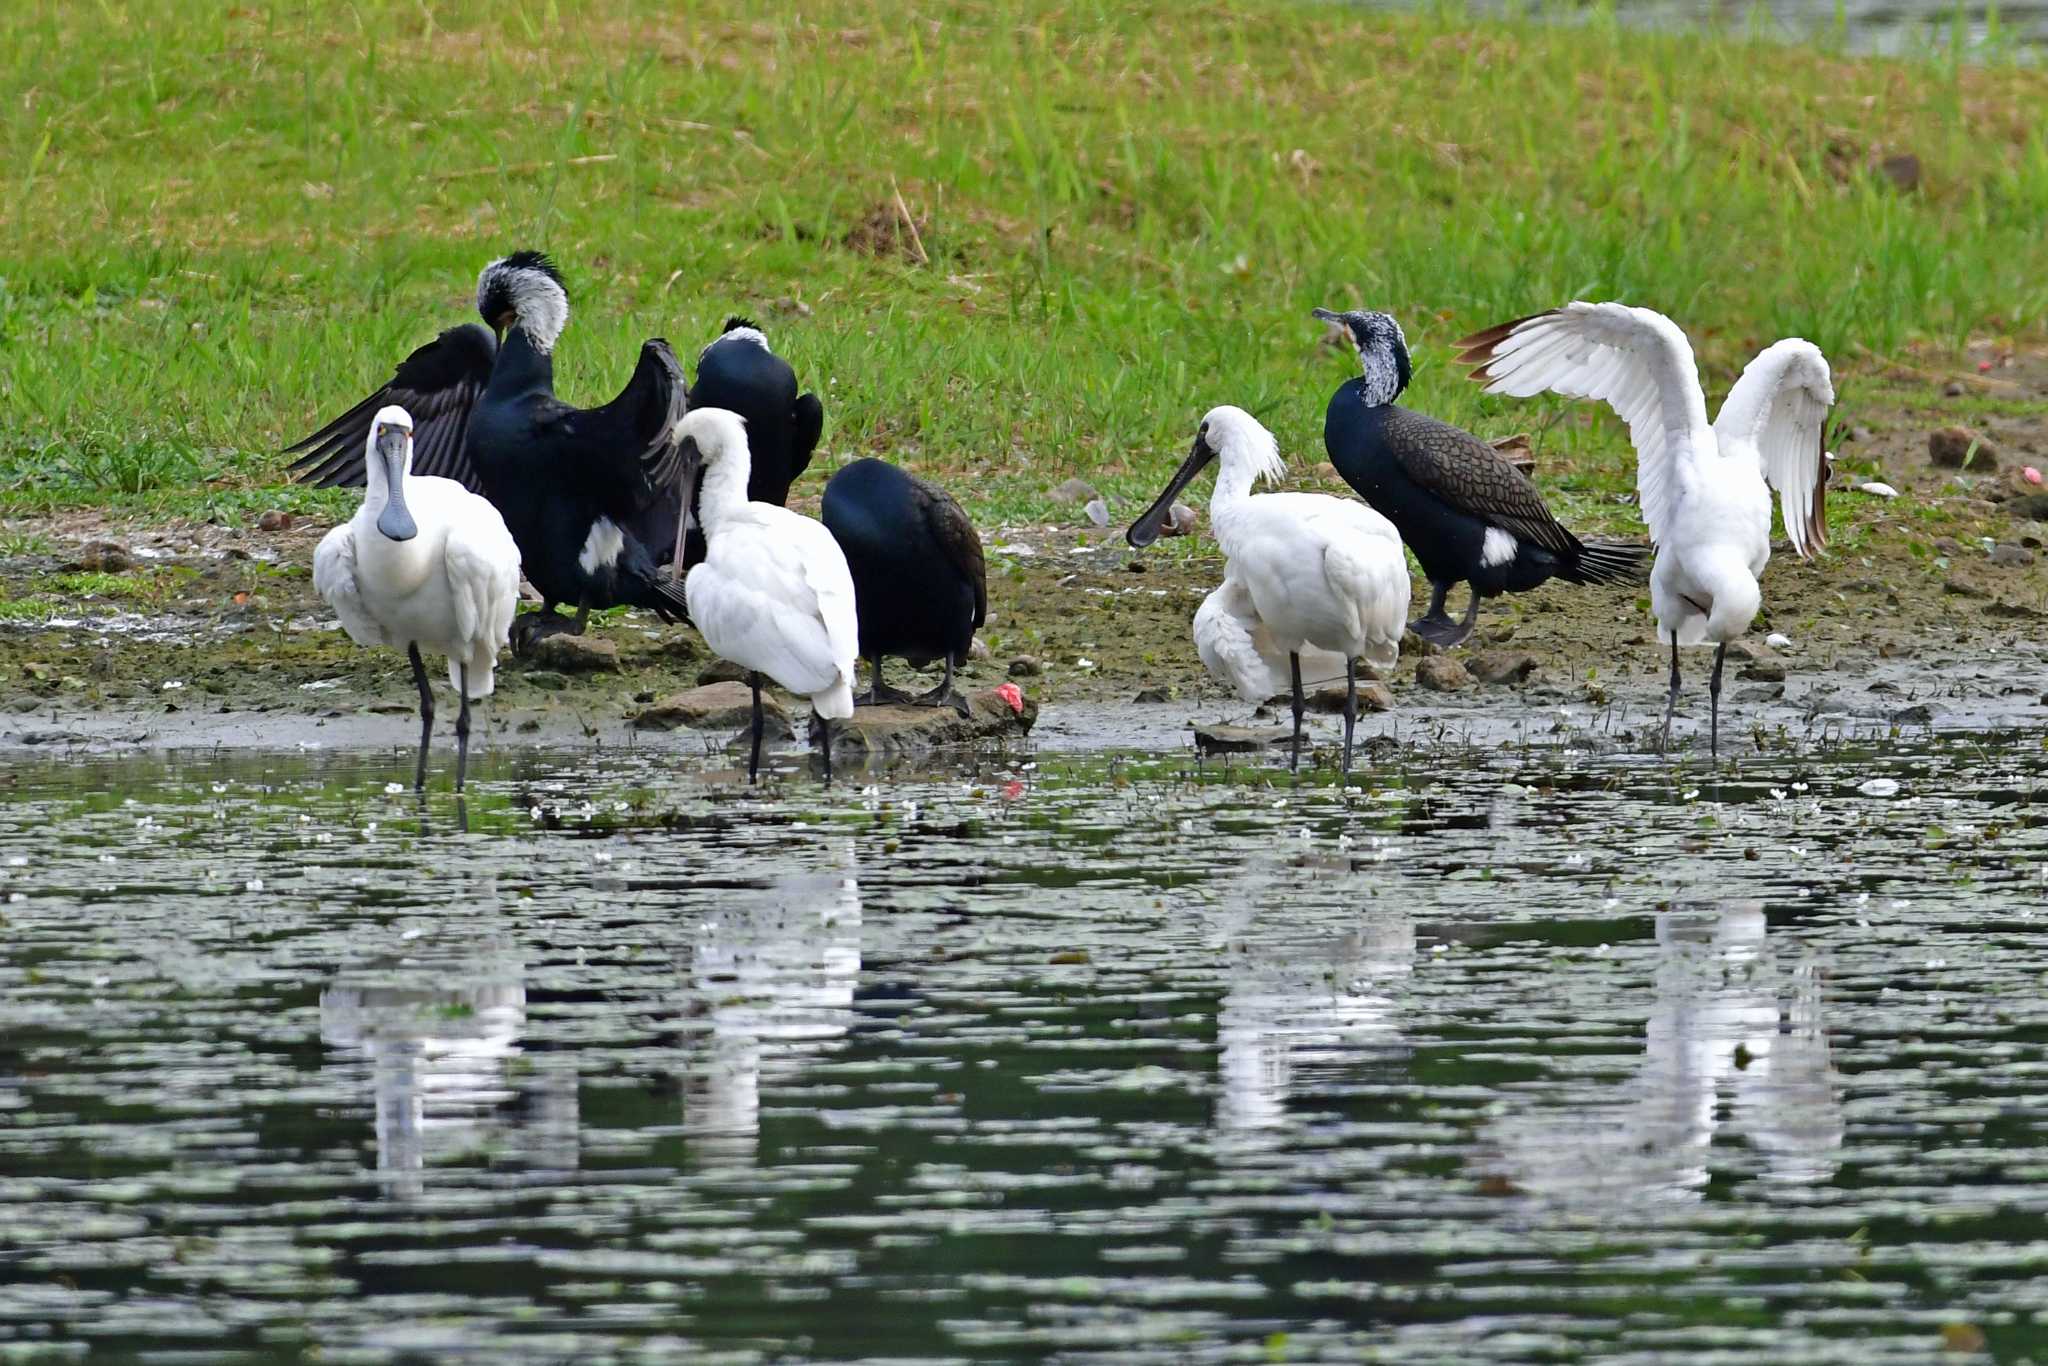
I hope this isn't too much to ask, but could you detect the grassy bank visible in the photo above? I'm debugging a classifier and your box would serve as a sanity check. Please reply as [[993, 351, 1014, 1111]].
[[3, 0, 2047, 528]]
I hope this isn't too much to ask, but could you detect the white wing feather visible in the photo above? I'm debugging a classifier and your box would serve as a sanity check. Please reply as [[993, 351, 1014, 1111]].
[[311, 523, 391, 649], [687, 508, 858, 709], [1468, 302, 1710, 546], [1713, 338, 1835, 559], [439, 491, 522, 696]]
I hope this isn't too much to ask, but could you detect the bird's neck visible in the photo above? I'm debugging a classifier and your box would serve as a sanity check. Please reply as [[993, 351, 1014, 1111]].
[[697, 451, 755, 533], [490, 326, 556, 396], [354, 491, 437, 594]]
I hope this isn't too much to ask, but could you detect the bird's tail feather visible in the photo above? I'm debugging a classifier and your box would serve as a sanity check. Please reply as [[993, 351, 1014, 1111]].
[[1561, 538, 1652, 587], [647, 574, 692, 625]]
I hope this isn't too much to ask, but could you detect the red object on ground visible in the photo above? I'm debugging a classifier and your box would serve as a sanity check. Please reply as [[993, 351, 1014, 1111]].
[[2026, 467, 2043, 486], [995, 683, 1025, 715]]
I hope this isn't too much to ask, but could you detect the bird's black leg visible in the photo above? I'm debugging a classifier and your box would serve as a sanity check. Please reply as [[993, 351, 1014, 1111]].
[[1289, 652, 1305, 774], [916, 657, 971, 717], [1342, 656, 1358, 780], [1663, 637, 1681, 753], [454, 663, 472, 795], [1408, 582, 1450, 639], [748, 672, 765, 784], [1410, 582, 1477, 650], [820, 716, 834, 785], [1709, 641, 1727, 760], [866, 656, 885, 706], [408, 643, 435, 792]]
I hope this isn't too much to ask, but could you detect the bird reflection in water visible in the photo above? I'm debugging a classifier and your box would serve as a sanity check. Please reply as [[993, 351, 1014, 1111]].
[[675, 864, 863, 1166], [1484, 901, 1843, 1205], [1209, 855, 1416, 1144], [320, 960, 577, 1197]]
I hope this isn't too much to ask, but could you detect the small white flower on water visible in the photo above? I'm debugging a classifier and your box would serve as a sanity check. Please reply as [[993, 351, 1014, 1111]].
[[211, 782, 228, 794], [1926, 957, 1947, 969], [1076, 658, 1096, 670], [401, 928, 423, 941], [1765, 632, 1794, 647], [593, 850, 612, 864], [1792, 782, 1809, 792], [6, 893, 22, 904], [1271, 798, 1287, 810], [1594, 943, 1610, 955], [161, 680, 184, 691], [4, 856, 25, 868], [98, 853, 115, 864], [92, 975, 110, 988], [384, 782, 404, 795], [1859, 778, 1901, 797], [244, 878, 264, 892], [1856, 917, 1871, 928], [530, 806, 543, 820], [1770, 788, 1787, 800], [1682, 788, 1700, 801], [1856, 892, 1870, 905], [1431, 943, 1448, 954]]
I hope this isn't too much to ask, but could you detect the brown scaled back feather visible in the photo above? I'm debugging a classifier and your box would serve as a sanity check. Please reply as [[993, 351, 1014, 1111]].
[[1451, 309, 1558, 369]]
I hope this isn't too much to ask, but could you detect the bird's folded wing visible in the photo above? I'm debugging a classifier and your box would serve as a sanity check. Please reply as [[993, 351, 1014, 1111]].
[[442, 508, 523, 650], [1456, 301, 1709, 547], [912, 473, 988, 629], [789, 392, 826, 489], [285, 323, 497, 490], [1379, 409, 1581, 557], [1194, 580, 1282, 703], [560, 339, 691, 516], [311, 525, 387, 648], [1714, 339, 1835, 559]]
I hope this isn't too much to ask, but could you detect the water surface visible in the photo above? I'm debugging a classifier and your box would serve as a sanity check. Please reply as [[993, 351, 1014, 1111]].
[[3, 740, 2047, 1361]]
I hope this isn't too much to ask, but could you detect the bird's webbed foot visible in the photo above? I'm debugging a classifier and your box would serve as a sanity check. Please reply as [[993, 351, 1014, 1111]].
[[915, 681, 974, 718], [1407, 612, 1477, 650], [511, 607, 584, 655]]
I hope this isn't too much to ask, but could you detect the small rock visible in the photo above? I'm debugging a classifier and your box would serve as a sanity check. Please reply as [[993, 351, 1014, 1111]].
[[1308, 683, 1394, 713], [967, 636, 990, 662], [1739, 660, 1787, 683], [633, 680, 789, 732], [1125, 559, 1148, 574], [1942, 576, 1991, 599], [70, 542, 135, 573], [656, 634, 702, 662], [1156, 503, 1199, 537], [1943, 380, 1966, 398], [1735, 683, 1784, 703], [1469, 652, 1540, 686], [529, 634, 619, 672], [21, 662, 53, 682], [523, 670, 568, 692], [1930, 426, 1998, 470], [1083, 497, 1110, 528], [1934, 536, 1963, 556], [1008, 656, 1042, 678], [1416, 656, 1471, 692], [1049, 477, 1099, 505], [1194, 723, 1295, 754], [1877, 637, 1917, 659], [1133, 685, 1176, 704], [1984, 599, 2045, 620], [697, 658, 751, 686], [256, 509, 293, 532], [1722, 639, 1762, 661], [1489, 433, 1536, 475], [1877, 152, 1921, 194], [2006, 492, 2048, 521], [1891, 703, 1934, 724], [1989, 544, 2035, 568]]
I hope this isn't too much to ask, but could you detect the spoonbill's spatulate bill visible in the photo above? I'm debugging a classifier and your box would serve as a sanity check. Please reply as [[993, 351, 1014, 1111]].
[[1455, 301, 1835, 756], [1313, 307, 1648, 649], [1129, 405, 1410, 776], [311, 405, 521, 792], [671, 408, 859, 784], [821, 458, 987, 714], [286, 252, 690, 651]]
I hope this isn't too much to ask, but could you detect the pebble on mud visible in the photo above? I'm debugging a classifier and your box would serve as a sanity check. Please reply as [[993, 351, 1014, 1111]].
[[1194, 723, 1294, 753], [1083, 498, 1111, 528], [1308, 683, 1393, 713], [1739, 659, 1787, 682], [522, 670, 568, 692], [1416, 657, 1471, 692], [632, 681, 791, 732], [1155, 503, 1199, 537], [1988, 544, 2037, 568], [256, 510, 293, 532], [2006, 492, 2048, 522], [1930, 426, 1999, 471], [1133, 685, 1177, 703], [1008, 656, 1043, 677], [697, 658, 751, 686], [528, 635, 619, 672], [1049, 477, 1100, 505], [68, 542, 136, 573], [824, 688, 1038, 755], [1469, 652, 1540, 686]]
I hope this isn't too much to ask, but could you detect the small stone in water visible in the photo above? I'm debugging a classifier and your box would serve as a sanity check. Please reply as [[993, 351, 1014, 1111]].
[[1859, 778, 1902, 797]]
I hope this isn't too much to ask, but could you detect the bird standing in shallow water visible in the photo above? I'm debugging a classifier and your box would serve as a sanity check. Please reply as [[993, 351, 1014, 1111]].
[[671, 409, 858, 783], [1455, 302, 1834, 757], [287, 251, 690, 651], [821, 458, 986, 715], [1312, 307, 1648, 649], [1129, 406, 1409, 777], [313, 406, 520, 792]]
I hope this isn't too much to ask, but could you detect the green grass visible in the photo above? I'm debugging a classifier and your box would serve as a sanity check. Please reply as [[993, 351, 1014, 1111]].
[[3, 0, 2046, 531]]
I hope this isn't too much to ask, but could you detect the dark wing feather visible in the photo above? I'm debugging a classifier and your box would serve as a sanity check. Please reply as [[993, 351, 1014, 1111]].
[[283, 323, 496, 490], [1381, 407, 1581, 558], [910, 473, 988, 631], [788, 391, 825, 489], [556, 339, 690, 517]]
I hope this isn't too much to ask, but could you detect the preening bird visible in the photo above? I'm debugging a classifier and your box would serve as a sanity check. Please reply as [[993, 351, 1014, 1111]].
[[820, 458, 986, 714], [1129, 405, 1410, 776], [1191, 577, 1352, 711], [286, 251, 690, 650], [671, 318, 827, 571], [671, 408, 859, 783], [1454, 302, 1834, 755], [312, 405, 521, 792], [1313, 307, 1648, 648]]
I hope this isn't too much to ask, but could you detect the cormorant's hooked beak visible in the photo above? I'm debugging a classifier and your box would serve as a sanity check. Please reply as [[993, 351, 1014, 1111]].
[[1311, 306, 1352, 343], [373, 425, 417, 542], [1126, 432, 1215, 550], [669, 435, 704, 574]]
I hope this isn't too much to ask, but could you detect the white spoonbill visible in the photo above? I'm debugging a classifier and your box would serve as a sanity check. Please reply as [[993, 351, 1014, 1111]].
[[1128, 406, 1410, 776], [1191, 576, 1353, 714], [313, 405, 521, 792], [1455, 304, 1834, 757], [671, 408, 858, 783]]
